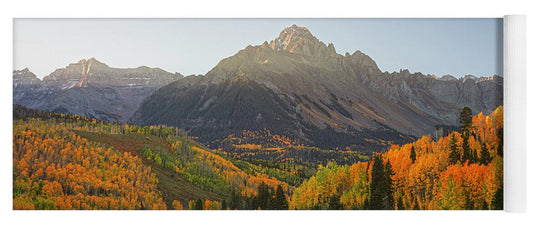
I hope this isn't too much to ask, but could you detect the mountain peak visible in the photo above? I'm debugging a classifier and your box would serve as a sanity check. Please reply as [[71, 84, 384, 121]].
[[439, 74, 457, 81], [268, 24, 336, 59], [285, 24, 311, 36], [462, 74, 478, 81], [13, 67, 36, 77], [270, 25, 315, 51], [13, 67, 40, 86], [75, 57, 108, 68]]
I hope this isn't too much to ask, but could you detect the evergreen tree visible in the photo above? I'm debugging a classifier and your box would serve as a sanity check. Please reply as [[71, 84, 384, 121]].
[[413, 200, 420, 210], [370, 156, 385, 209], [194, 198, 204, 210], [271, 185, 288, 210], [384, 159, 394, 209], [461, 133, 472, 163], [497, 128, 504, 158], [410, 145, 416, 163], [448, 134, 460, 165], [256, 182, 271, 210], [328, 194, 343, 210], [229, 189, 241, 210], [472, 149, 479, 164], [397, 196, 405, 210], [459, 107, 473, 164], [221, 199, 227, 210], [460, 106, 473, 134], [482, 201, 488, 210], [244, 197, 255, 210], [250, 195, 259, 209], [369, 156, 392, 210], [479, 143, 492, 165]]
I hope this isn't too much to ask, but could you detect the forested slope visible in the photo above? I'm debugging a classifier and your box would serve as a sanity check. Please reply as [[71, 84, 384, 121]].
[[13, 105, 504, 210], [13, 105, 290, 210], [290, 106, 503, 210]]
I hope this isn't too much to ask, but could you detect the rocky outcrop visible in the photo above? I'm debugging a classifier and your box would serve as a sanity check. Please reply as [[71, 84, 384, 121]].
[[41, 58, 182, 89], [367, 70, 503, 130], [14, 25, 502, 152], [13, 68, 42, 105], [13, 59, 183, 122], [132, 25, 502, 151], [13, 68, 41, 88], [269, 25, 337, 60]]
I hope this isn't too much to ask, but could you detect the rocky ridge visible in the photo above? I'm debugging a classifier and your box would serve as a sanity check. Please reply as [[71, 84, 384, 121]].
[[131, 24, 502, 151], [13, 58, 183, 122]]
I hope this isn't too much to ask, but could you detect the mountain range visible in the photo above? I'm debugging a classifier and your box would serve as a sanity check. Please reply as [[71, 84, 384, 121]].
[[14, 25, 503, 152], [13, 58, 182, 122]]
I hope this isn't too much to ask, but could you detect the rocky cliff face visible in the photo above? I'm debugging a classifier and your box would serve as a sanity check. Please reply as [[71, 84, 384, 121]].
[[13, 68, 41, 87], [41, 58, 181, 89], [131, 25, 502, 151], [14, 25, 502, 152], [13, 68, 42, 104], [13, 58, 183, 122], [370, 70, 503, 130]]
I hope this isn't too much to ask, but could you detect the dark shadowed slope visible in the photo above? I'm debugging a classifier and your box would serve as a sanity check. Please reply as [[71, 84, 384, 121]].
[[131, 25, 502, 152]]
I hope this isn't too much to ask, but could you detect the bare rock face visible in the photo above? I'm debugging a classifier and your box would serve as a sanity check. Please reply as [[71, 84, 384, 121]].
[[132, 24, 503, 152], [13, 68, 42, 104], [14, 25, 502, 152], [13, 59, 183, 122], [269, 24, 337, 60], [41, 58, 182, 89], [368, 70, 503, 130], [13, 68, 41, 88]]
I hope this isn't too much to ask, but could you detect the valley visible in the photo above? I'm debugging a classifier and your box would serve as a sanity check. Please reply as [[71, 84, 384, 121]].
[[13, 104, 504, 210], [12, 24, 504, 210]]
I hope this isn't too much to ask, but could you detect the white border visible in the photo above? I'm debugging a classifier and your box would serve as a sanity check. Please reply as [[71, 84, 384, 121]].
[[504, 15, 527, 213]]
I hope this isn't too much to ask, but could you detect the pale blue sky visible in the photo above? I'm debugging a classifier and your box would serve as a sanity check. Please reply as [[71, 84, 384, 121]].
[[14, 18, 502, 79]]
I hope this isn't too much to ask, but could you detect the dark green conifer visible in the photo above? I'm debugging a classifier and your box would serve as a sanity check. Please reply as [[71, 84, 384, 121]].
[[271, 185, 288, 210], [460, 106, 473, 134], [461, 133, 472, 163], [256, 182, 271, 210], [328, 194, 343, 210], [448, 134, 460, 165], [497, 128, 504, 158], [479, 143, 492, 165], [221, 199, 227, 210], [410, 145, 416, 163], [369, 156, 393, 210], [194, 198, 203, 210]]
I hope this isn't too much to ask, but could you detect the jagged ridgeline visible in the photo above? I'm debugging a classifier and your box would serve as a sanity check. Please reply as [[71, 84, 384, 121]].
[[13, 25, 502, 153], [130, 25, 502, 153], [13, 58, 183, 123], [13, 105, 291, 210]]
